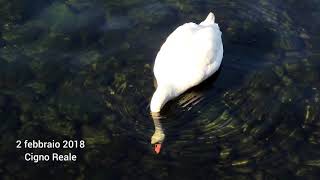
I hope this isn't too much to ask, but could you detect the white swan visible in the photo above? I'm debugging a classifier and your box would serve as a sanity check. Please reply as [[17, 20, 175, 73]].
[[150, 12, 223, 113]]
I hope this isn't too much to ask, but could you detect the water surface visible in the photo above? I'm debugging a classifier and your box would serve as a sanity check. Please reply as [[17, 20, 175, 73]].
[[0, 0, 320, 179]]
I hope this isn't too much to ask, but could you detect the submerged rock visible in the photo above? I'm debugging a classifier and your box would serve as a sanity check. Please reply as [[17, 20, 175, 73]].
[[82, 125, 111, 146], [128, 2, 177, 25], [104, 16, 133, 30]]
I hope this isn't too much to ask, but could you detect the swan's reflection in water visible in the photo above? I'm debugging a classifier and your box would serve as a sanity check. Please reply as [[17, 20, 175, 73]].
[[178, 91, 204, 110]]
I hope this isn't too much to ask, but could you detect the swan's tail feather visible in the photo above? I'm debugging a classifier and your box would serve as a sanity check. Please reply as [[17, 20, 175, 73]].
[[200, 12, 215, 26]]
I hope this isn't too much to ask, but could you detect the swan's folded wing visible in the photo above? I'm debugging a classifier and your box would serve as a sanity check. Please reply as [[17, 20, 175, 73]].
[[192, 24, 222, 67], [153, 23, 198, 81], [153, 23, 223, 87]]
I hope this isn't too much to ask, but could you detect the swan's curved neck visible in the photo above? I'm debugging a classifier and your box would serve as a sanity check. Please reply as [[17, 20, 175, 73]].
[[151, 112, 165, 144], [150, 86, 171, 112], [153, 114, 163, 130]]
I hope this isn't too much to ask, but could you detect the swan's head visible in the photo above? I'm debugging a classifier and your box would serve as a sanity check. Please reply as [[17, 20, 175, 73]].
[[151, 128, 165, 154], [150, 85, 173, 112], [150, 111, 165, 154], [151, 130, 165, 144]]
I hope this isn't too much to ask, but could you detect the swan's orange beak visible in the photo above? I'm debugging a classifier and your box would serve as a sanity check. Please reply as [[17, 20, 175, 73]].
[[154, 143, 162, 154]]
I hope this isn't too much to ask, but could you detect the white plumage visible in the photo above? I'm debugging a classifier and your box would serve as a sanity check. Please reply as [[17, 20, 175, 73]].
[[150, 12, 223, 112]]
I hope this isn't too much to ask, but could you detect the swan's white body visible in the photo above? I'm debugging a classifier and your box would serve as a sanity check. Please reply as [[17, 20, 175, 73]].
[[150, 12, 223, 113]]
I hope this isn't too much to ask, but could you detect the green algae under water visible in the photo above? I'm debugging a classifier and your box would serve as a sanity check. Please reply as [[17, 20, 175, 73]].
[[0, 0, 320, 179]]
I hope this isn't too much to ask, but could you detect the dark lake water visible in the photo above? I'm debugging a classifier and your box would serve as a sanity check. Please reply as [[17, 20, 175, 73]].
[[0, 0, 319, 179]]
